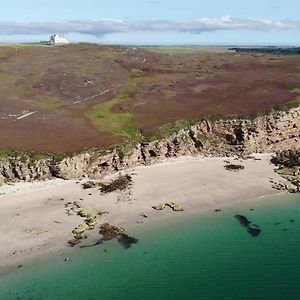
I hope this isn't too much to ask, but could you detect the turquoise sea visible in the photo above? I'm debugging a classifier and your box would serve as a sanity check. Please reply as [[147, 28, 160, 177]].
[[1, 193, 300, 300]]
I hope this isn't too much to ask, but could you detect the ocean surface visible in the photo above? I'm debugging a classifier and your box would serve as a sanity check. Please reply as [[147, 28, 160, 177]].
[[1, 193, 300, 300]]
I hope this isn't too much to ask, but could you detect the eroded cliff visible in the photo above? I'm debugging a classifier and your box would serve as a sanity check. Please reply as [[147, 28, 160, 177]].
[[1, 107, 299, 184]]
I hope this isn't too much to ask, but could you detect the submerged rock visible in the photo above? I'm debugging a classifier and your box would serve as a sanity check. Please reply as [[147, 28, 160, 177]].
[[234, 215, 251, 227], [234, 214, 262, 237], [247, 226, 262, 237], [117, 233, 139, 249]]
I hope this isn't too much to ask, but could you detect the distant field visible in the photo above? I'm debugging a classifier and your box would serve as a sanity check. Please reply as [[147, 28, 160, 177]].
[[0, 44, 300, 154], [143, 45, 232, 54]]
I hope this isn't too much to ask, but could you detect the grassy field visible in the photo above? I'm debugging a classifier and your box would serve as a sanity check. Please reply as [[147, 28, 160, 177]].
[[86, 70, 146, 140]]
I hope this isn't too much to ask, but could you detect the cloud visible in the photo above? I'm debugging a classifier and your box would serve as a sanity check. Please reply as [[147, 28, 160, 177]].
[[0, 16, 297, 36]]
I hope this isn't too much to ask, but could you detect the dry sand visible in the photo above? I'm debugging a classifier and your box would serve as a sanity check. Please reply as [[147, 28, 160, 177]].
[[0, 154, 286, 267]]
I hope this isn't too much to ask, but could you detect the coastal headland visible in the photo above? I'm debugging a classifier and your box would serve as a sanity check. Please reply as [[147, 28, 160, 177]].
[[0, 45, 300, 269]]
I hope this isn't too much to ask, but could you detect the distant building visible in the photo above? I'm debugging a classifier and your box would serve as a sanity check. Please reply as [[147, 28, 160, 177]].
[[48, 34, 70, 45]]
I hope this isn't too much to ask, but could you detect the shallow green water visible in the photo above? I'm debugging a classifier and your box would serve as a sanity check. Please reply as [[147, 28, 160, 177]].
[[1, 194, 300, 300]]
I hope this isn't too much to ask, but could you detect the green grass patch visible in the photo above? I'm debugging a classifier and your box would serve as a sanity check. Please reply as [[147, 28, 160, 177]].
[[117, 141, 137, 159], [197, 133, 209, 143], [0, 71, 20, 82], [86, 73, 145, 140], [0, 149, 15, 158], [30, 153, 47, 161], [204, 113, 256, 122], [147, 119, 192, 141], [282, 88, 300, 109], [35, 97, 64, 110], [146, 114, 255, 142], [52, 154, 65, 164]]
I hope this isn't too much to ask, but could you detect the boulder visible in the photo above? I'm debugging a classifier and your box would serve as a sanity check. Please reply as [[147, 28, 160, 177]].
[[68, 239, 81, 247], [99, 223, 125, 240], [82, 181, 96, 189], [152, 203, 166, 210], [165, 202, 184, 211]]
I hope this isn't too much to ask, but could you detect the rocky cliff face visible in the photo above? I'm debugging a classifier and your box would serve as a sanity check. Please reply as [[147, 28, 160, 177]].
[[1, 107, 299, 183], [271, 149, 300, 193]]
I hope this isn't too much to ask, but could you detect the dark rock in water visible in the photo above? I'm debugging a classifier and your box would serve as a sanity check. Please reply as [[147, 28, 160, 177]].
[[234, 215, 251, 227], [99, 223, 125, 240], [80, 231, 138, 250], [234, 215, 262, 237], [17, 265, 23, 269], [289, 219, 296, 223], [274, 222, 281, 226], [214, 209, 222, 212], [247, 226, 261, 237], [117, 233, 138, 249], [250, 208, 254, 211]]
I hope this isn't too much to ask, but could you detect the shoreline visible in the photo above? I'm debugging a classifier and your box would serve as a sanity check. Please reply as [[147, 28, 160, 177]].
[[0, 153, 287, 269]]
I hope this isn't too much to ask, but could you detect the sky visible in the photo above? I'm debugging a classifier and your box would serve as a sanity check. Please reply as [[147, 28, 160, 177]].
[[1, 0, 300, 45]]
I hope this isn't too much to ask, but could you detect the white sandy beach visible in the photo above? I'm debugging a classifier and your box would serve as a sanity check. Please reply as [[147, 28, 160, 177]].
[[0, 154, 286, 268]]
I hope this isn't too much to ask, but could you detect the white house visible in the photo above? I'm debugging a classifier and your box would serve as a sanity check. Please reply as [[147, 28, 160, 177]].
[[49, 34, 70, 45]]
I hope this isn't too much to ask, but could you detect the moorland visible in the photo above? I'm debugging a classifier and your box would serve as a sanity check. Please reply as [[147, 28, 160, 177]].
[[0, 44, 300, 154]]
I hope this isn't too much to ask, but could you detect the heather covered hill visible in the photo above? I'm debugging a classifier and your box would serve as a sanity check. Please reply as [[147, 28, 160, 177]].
[[0, 44, 300, 153]]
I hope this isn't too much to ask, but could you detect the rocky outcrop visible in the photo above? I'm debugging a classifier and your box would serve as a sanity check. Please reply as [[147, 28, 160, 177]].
[[0, 107, 300, 183], [0, 157, 52, 183], [65, 201, 98, 246], [99, 174, 132, 193], [271, 149, 300, 168], [271, 149, 300, 193], [152, 202, 184, 211], [82, 181, 96, 189], [99, 223, 125, 240]]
